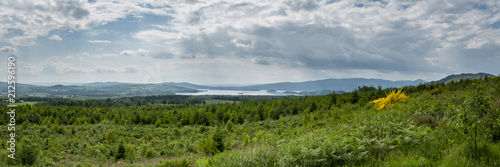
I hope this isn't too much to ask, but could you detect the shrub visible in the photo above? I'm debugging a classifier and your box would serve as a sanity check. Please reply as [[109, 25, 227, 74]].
[[146, 133, 154, 141], [105, 129, 118, 142], [145, 148, 158, 158], [124, 144, 137, 162], [199, 135, 218, 155], [226, 120, 234, 132], [199, 125, 207, 133], [370, 88, 409, 110], [199, 127, 226, 155]]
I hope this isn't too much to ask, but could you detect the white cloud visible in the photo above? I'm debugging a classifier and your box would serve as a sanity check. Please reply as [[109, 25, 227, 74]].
[[28, 56, 139, 74], [151, 24, 171, 30], [124, 65, 139, 73], [0, 46, 17, 53], [0, 0, 173, 46], [120, 48, 149, 57], [42, 56, 88, 74], [87, 40, 111, 44], [93, 66, 120, 73], [9, 36, 37, 46], [130, 0, 500, 75], [94, 53, 118, 58], [48, 34, 63, 41], [93, 65, 139, 73]]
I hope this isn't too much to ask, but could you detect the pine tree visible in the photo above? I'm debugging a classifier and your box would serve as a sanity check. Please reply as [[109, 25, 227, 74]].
[[116, 141, 126, 160]]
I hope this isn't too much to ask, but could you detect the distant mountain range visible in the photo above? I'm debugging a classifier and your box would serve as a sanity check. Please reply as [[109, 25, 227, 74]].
[[1, 73, 496, 98], [165, 78, 426, 92], [243, 78, 426, 91]]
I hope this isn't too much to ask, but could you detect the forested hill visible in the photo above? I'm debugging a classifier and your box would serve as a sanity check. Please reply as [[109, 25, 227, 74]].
[[0, 82, 200, 98], [434, 72, 495, 84]]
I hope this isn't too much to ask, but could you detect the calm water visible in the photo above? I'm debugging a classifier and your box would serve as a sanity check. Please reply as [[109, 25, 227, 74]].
[[176, 89, 298, 96]]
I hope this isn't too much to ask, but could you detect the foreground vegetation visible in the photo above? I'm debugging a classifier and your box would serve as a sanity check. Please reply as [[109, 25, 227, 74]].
[[1, 76, 500, 166]]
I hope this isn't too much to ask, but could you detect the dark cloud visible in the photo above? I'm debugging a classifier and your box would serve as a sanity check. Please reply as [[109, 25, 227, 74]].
[[59, 1, 90, 20], [284, 0, 319, 11], [150, 51, 174, 59], [72, 7, 90, 20], [251, 56, 272, 65]]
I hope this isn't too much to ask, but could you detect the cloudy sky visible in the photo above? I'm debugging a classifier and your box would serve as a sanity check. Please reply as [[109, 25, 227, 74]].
[[0, 0, 499, 85]]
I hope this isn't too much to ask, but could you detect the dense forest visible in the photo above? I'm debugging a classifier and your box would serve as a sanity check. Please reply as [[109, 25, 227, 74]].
[[1, 76, 500, 166]]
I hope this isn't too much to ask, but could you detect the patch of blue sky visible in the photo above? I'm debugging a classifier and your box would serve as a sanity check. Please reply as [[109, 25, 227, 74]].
[[369, 0, 387, 5], [138, 2, 173, 9], [491, 21, 500, 29], [4, 28, 24, 38], [354, 0, 387, 8], [325, 0, 339, 5], [398, 4, 411, 10], [473, 3, 487, 10]]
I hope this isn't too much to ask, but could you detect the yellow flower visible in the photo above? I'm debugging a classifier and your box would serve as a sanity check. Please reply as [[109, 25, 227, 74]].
[[370, 88, 408, 110]]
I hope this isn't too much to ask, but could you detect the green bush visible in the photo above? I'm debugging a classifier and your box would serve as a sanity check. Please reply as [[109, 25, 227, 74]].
[[124, 144, 137, 162], [105, 129, 118, 142], [199, 135, 218, 155], [144, 148, 158, 158]]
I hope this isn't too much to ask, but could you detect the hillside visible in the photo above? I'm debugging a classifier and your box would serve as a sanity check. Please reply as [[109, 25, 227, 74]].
[[435, 72, 494, 84]]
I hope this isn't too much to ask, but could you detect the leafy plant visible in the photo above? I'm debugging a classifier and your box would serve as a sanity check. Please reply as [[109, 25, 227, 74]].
[[19, 138, 39, 166]]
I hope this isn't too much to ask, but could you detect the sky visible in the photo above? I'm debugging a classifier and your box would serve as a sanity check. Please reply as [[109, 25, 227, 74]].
[[0, 0, 499, 85]]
